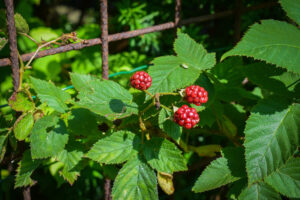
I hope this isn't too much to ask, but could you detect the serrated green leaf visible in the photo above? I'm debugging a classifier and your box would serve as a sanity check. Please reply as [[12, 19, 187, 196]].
[[68, 108, 102, 136], [8, 91, 35, 112], [192, 147, 245, 193], [14, 113, 34, 141], [86, 131, 140, 164], [238, 182, 281, 200], [30, 115, 69, 159], [174, 31, 216, 70], [31, 77, 71, 113], [244, 98, 300, 184], [112, 157, 158, 200], [59, 166, 80, 185], [15, 150, 42, 188], [280, 0, 300, 25], [56, 149, 83, 171], [143, 137, 187, 173], [70, 73, 138, 120], [222, 20, 300, 74], [0, 37, 7, 50], [14, 13, 29, 34], [265, 157, 300, 198], [158, 108, 182, 142], [147, 56, 201, 98]]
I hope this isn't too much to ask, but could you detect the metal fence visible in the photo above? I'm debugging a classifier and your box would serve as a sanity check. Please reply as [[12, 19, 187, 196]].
[[1, 0, 277, 90]]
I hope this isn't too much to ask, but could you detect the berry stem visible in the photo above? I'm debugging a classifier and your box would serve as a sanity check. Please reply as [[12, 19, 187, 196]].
[[160, 104, 172, 112], [144, 90, 154, 98], [159, 92, 179, 96]]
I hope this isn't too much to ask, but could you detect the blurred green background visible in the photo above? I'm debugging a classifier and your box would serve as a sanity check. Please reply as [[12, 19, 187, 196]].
[[0, 0, 285, 199]]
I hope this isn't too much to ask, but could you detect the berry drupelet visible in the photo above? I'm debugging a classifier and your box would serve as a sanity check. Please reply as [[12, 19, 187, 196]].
[[185, 85, 208, 106], [174, 105, 199, 129], [130, 71, 152, 90]]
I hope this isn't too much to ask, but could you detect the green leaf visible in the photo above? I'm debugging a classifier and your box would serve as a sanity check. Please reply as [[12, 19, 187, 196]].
[[31, 77, 71, 113], [244, 98, 300, 184], [70, 73, 138, 120], [192, 147, 245, 193], [14, 13, 29, 34], [265, 157, 300, 198], [30, 115, 69, 159], [68, 108, 102, 137], [86, 131, 140, 164], [174, 31, 216, 71], [8, 91, 35, 112], [59, 166, 80, 185], [14, 113, 34, 141], [15, 150, 42, 188], [0, 37, 7, 51], [238, 182, 281, 200], [158, 108, 182, 142], [56, 149, 83, 171], [112, 157, 158, 200], [143, 137, 187, 173], [222, 20, 300, 74], [0, 132, 8, 162], [280, 0, 300, 25]]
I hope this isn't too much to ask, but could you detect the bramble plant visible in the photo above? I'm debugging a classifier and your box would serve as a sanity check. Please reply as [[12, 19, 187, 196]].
[[0, 0, 300, 199]]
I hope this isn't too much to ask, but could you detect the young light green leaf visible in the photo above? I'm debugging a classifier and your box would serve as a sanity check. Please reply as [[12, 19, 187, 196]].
[[15, 150, 42, 188], [158, 108, 182, 142], [31, 77, 71, 113], [112, 157, 158, 200], [70, 73, 138, 120], [59, 166, 80, 185], [14, 13, 29, 34], [30, 115, 69, 159], [244, 98, 300, 184], [8, 91, 35, 112], [86, 131, 140, 164], [14, 113, 34, 141], [56, 149, 83, 171], [265, 157, 300, 198], [280, 0, 300, 25], [143, 137, 187, 173], [222, 20, 300, 74], [238, 182, 281, 200], [192, 147, 245, 193], [174, 31, 216, 71]]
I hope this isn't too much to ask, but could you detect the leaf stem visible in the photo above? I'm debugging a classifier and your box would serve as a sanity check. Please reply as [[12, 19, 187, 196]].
[[144, 90, 154, 98], [159, 92, 179, 96], [160, 104, 172, 112], [17, 52, 24, 91]]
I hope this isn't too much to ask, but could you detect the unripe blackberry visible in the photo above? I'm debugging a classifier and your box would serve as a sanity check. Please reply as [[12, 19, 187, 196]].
[[185, 85, 208, 106], [130, 71, 152, 90], [174, 105, 199, 129]]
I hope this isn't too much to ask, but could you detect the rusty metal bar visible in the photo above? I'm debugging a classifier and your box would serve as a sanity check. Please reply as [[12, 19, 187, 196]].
[[4, 0, 19, 91], [175, 0, 181, 27], [100, 0, 109, 80], [0, 2, 277, 68]]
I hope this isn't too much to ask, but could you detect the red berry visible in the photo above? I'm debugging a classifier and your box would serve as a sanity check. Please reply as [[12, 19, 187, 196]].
[[185, 85, 208, 106], [174, 105, 200, 129], [130, 71, 152, 90]]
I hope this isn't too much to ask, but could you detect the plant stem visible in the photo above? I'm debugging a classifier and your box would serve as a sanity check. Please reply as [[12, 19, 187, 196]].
[[160, 104, 172, 112], [17, 52, 24, 91], [144, 90, 154, 98], [159, 92, 179, 96]]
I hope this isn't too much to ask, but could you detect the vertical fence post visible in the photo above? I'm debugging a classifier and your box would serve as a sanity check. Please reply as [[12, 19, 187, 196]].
[[4, 0, 19, 92], [100, 0, 109, 80], [234, 0, 243, 44], [175, 0, 181, 27], [100, 1, 111, 199]]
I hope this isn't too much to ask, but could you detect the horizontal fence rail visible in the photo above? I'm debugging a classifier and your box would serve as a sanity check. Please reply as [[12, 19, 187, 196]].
[[0, 1, 277, 67]]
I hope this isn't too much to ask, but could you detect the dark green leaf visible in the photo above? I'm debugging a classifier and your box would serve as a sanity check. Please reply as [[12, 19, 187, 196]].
[[238, 182, 281, 200]]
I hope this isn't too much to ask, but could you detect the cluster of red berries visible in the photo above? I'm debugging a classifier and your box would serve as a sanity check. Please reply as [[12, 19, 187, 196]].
[[185, 85, 208, 106], [130, 71, 208, 129], [130, 71, 152, 90], [173, 105, 199, 129]]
